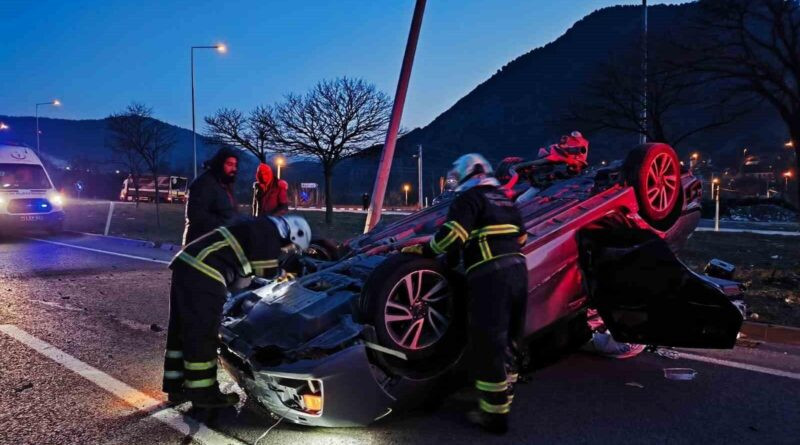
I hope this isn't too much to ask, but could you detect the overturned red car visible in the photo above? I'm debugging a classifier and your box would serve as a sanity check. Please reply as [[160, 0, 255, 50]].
[[219, 142, 744, 427]]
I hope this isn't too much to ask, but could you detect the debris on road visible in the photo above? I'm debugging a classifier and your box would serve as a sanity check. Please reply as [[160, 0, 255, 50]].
[[625, 382, 644, 388], [14, 382, 33, 393], [664, 368, 698, 381], [149, 323, 163, 332]]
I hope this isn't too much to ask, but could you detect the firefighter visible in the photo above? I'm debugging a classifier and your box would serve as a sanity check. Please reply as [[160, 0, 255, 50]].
[[162, 214, 312, 408], [403, 153, 527, 434]]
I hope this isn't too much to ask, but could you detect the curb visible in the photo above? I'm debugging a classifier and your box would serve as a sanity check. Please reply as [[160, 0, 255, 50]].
[[70, 231, 156, 248], [740, 321, 800, 346], [69, 231, 180, 252]]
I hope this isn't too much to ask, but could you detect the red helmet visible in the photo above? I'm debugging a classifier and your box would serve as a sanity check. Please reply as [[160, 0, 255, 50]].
[[537, 131, 589, 171]]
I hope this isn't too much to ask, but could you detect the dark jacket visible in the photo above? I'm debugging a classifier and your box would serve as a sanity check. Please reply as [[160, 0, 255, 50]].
[[172, 217, 284, 286], [423, 184, 526, 273], [182, 170, 238, 245]]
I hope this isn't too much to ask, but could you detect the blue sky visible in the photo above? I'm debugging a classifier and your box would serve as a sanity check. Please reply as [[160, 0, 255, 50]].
[[1, 0, 686, 130]]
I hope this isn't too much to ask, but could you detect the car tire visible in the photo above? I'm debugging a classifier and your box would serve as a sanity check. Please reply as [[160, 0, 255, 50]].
[[359, 254, 466, 376], [624, 143, 682, 229], [307, 238, 340, 261]]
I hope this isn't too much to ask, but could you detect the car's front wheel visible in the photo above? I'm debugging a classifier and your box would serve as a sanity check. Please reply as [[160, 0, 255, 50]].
[[360, 254, 466, 377]]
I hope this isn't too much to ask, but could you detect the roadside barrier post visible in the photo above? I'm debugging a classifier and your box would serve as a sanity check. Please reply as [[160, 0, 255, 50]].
[[104, 201, 115, 236]]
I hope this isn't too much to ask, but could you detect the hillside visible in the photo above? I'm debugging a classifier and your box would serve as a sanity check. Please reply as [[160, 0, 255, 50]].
[[0, 115, 216, 175]]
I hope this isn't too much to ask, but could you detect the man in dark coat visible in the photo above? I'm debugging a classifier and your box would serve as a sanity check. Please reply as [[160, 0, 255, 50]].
[[183, 148, 240, 245]]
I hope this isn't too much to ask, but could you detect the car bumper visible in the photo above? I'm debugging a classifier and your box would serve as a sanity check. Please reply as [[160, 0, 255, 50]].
[[0, 210, 64, 230], [220, 343, 395, 427]]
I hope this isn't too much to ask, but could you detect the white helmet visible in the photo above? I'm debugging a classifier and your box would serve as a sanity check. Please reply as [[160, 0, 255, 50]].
[[449, 153, 493, 185], [269, 215, 312, 250]]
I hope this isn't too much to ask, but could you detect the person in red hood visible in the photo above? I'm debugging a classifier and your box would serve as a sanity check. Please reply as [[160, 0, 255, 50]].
[[252, 162, 289, 217]]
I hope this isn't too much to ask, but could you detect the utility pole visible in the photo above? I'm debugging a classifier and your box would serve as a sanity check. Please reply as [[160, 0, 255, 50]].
[[364, 0, 426, 233], [416, 145, 423, 209], [639, 0, 648, 145]]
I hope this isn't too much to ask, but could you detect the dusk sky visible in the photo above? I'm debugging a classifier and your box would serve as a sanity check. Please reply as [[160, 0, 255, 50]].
[[1, 0, 685, 131]]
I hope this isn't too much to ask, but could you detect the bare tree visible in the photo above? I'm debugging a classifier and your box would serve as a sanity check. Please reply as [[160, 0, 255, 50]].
[[106, 126, 145, 206], [683, 0, 800, 206], [204, 106, 278, 162], [107, 103, 176, 227], [567, 39, 749, 148], [272, 77, 392, 223]]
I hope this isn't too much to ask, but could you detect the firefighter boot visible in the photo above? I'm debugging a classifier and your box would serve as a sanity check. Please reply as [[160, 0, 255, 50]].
[[466, 410, 508, 435], [186, 387, 240, 408]]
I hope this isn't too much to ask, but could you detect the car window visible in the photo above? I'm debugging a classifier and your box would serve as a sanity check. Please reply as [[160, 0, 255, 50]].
[[0, 164, 52, 189]]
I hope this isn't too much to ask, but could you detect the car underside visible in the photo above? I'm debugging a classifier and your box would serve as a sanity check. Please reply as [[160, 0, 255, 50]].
[[219, 143, 745, 427]]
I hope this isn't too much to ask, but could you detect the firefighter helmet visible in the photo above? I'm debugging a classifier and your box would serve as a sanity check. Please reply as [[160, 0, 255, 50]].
[[270, 214, 312, 250], [449, 153, 494, 186]]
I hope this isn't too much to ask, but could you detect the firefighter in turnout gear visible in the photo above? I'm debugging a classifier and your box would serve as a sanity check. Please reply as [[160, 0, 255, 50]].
[[162, 215, 312, 407], [403, 153, 527, 434]]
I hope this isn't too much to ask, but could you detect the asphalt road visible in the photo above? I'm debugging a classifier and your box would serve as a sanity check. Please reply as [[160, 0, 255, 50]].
[[1, 233, 799, 445]]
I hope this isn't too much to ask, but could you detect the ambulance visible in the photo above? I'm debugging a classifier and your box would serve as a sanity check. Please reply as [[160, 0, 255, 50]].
[[0, 143, 65, 233]]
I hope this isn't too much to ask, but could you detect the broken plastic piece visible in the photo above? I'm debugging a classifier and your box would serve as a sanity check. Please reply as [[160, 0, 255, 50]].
[[663, 368, 697, 381]]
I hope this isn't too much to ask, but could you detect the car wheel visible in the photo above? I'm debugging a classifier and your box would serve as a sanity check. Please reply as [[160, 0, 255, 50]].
[[360, 254, 466, 376], [624, 143, 682, 229], [306, 238, 340, 261]]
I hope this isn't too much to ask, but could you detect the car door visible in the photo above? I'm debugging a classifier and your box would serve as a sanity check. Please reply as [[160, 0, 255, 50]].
[[579, 229, 743, 348]]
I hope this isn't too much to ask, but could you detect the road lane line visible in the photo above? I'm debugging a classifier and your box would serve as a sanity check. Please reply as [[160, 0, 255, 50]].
[[26, 237, 170, 264], [0, 324, 245, 445], [677, 351, 800, 381], [694, 227, 800, 236]]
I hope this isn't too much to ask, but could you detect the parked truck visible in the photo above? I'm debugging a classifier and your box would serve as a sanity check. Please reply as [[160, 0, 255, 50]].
[[119, 175, 188, 203]]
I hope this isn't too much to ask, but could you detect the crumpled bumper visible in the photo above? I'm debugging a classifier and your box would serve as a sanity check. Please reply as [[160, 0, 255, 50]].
[[220, 343, 396, 427]]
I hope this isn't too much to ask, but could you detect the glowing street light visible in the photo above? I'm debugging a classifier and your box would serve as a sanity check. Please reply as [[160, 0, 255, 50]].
[[0, 122, 8, 130], [190, 43, 227, 179], [275, 157, 285, 179], [712, 177, 720, 232], [786, 141, 794, 148], [35, 99, 61, 154], [785, 171, 793, 192], [403, 184, 411, 206]]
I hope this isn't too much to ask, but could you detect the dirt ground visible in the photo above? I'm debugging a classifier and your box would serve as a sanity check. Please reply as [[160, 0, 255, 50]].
[[63, 200, 402, 244], [679, 232, 800, 327]]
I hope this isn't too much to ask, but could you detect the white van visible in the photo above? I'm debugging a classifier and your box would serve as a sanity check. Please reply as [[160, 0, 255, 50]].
[[0, 143, 65, 233]]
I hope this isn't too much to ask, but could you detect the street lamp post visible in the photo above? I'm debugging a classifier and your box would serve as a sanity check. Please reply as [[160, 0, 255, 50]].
[[785, 171, 793, 193], [35, 99, 61, 155], [276, 157, 284, 179], [190, 43, 226, 179], [712, 178, 720, 232], [403, 184, 411, 206]]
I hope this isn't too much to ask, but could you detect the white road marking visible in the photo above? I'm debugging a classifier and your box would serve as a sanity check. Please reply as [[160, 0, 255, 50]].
[[695, 227, 800, 236], [26, 237, 170, 264], [0, 325, 245, 445], [677, 351, 800, 381]]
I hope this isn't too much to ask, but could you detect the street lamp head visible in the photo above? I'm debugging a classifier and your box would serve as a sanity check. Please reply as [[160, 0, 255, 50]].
[[52, 99, 61, 106], [216, 43, 227, 54], [786, 141, 794, 148], [712, 178, 719, 184], [403, 184, 411, 192], [275, 157, 284, 166], [691, 153, 699, 160], [0, 122, 8, 130], [785, 171, 793, 178]]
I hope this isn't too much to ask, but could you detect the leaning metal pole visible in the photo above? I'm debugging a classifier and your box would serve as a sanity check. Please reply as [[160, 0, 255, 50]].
[[364, 0, 427, 233], [639, 0, 648, 145]]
